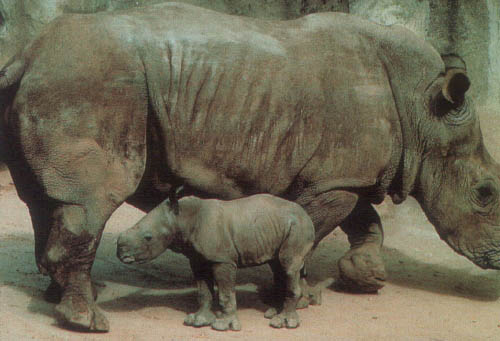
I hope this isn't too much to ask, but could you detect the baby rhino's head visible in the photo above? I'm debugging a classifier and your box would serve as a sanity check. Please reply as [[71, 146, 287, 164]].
[[117, 195, 180, 264]]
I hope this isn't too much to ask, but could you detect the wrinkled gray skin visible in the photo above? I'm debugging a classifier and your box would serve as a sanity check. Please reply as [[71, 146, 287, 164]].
[[1, 2, 500, 332], [117, 193, 315, 330], [0, 0, 333, 70]]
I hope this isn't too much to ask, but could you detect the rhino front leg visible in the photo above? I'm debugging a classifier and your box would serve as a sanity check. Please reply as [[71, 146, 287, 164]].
[[184, 258, 216, 327], [297, 190, 359, 305], [211, 263, 241, 331], [338, 200, 386, 292]]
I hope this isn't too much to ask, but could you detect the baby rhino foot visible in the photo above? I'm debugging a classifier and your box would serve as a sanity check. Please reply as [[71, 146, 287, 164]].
[[270, 311, 300, 329], [211, 315, 241, 331], [264, 307, 278, 319], [184, 310, 215, 327], [297, 277, 335, 309]]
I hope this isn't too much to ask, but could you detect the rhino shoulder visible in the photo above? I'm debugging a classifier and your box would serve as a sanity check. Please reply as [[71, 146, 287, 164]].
[[186, 200, 238, 263]]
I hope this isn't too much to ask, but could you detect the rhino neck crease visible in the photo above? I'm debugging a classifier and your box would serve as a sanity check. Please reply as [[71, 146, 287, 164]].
[[375, 27, 442, 205], [171, 196, 203, 249], [378, 60, 422, 205]]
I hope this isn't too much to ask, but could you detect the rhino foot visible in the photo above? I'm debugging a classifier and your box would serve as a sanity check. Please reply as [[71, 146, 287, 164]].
[[45, 280, 100, 304], [211, 315, 241, 331], [55, 292, 109, 332], [184, 310, 216, 327], [264, 307, 278, 319], [337, 246, 386, 293], [269, 311, 300, 329], [297, 277, 334, 308]]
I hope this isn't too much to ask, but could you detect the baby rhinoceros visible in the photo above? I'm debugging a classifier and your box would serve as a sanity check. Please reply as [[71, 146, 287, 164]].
[[117, 189, 315, 331]]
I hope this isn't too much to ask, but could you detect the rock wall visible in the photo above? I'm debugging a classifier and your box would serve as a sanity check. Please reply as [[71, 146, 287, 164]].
[[350, 0, 499, 106], [0, 0, 348, 68], [2, 0, 496, 105], [0, 0, 498, 103], [487, 0, 500, 106]]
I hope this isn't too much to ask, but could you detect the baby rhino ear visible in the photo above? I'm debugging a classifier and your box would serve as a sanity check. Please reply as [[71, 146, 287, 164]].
[[167, 185, 184, 214]]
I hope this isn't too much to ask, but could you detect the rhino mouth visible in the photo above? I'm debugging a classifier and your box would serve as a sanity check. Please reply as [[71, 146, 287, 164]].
[[119, 253, 152, 264], [120, 255, 136, 264], [471, 253, 500, 270], [117, 246, 151, 265], [445, 235, 500, 270]]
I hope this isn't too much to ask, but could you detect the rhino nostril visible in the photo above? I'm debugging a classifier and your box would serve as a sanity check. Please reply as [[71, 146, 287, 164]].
[[144, 232, 153, 242]]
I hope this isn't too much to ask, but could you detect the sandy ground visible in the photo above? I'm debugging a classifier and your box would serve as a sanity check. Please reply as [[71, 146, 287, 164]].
[[1, 107, 500, 340]]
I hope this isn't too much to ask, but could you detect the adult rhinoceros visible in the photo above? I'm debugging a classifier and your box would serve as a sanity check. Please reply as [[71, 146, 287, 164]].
[[1, 2, 499, 332]]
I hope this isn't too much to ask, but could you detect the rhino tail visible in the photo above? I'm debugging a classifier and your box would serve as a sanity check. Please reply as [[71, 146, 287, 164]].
[[0, 58, 25, 90]]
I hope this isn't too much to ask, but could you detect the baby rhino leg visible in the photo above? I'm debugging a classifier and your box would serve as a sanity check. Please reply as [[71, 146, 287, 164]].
[[211, 263, 241, 331], [264, 260, 287, 319], [269, 227, 314, 329], [268, 262, 302, 328], [184, 258, 216, 327]]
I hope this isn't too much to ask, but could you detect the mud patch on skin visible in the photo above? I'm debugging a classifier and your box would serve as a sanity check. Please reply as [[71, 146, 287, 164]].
[[45, 245, 67, 264]]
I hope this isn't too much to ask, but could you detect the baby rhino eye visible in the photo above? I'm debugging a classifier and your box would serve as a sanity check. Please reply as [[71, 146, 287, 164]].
[[143, 232, 153, 242]]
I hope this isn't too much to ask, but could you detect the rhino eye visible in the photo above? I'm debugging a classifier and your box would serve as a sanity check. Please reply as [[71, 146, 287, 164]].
[[472, 181, 498, 208]]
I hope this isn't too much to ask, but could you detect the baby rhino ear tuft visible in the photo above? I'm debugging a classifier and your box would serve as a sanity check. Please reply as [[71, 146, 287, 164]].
[[168, 185, 183, 215]]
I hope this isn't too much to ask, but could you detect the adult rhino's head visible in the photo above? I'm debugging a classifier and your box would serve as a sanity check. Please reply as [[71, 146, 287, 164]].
[[408, 55, 500, 269]]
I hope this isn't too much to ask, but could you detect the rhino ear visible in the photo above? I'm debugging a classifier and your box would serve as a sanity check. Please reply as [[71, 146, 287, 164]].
[[168, 185, 183, 215], [175, 185, 184, 196], [441, 68, 470, 105]]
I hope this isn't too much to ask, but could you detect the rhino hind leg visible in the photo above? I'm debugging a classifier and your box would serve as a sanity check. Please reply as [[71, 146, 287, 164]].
[[44, 278, 99, 304], [267, 223, 317, 329], [13, 140, 144, 332], [26, 202, 64, 304], [267, 255, 307, 328], [263, 259, 287, 318], [36, 202, 116, 332], [337, 200, 386, 293]]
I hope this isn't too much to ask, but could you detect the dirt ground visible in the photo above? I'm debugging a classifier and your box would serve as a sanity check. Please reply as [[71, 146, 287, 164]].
[[1, 107, 500, 340]]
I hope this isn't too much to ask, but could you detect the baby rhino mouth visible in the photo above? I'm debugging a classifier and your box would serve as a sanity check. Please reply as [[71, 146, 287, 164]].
[[117, 246, 151, 265], [117, 245, 139, 264], [120, 255, 137, 264]]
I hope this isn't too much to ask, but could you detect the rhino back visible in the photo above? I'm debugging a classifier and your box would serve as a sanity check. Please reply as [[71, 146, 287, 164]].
[[129, 3, 404, 199], [189, 194, 313, 266]]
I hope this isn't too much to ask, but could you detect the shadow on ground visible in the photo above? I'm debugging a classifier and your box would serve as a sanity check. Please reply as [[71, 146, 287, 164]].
[[2, 227, 499, 326]]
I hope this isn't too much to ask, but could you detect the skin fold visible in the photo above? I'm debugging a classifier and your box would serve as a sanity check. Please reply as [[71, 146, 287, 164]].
[[1, 3, 499, 332]]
